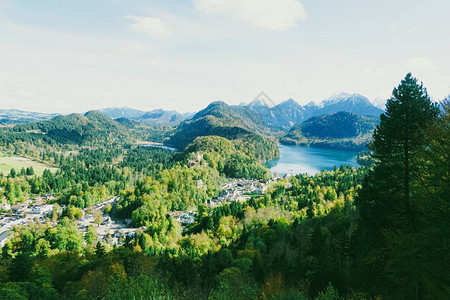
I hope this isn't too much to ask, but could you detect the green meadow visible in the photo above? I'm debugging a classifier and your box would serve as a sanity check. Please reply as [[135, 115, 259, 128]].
[[0, 155, 58, 175]]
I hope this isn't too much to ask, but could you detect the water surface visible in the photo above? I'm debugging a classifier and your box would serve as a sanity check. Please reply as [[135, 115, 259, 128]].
[[141, 144, 178, 151], [266, 144, 359, 176]]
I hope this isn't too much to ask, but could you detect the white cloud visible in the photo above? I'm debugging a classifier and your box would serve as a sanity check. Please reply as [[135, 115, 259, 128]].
[[124, 15, 171, 39], [121, 44, 148, 55], [194, 0, 306, 31], [405, 57, 437, 71]]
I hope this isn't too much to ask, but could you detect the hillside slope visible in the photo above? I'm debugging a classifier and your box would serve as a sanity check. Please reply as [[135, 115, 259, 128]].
[[280, 111, 379, 151], [167, 101, 279, 162], [13, 111, 130, 145]]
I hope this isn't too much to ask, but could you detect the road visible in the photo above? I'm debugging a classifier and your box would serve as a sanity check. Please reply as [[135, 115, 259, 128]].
[[0, 213, 41, 248], [0, 230, 11, 248], [0, 196, 140, 248]]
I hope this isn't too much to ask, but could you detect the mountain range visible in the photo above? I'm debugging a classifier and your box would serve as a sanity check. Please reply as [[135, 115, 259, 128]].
[[245, 92, 384, 129], [0, 92, 384, 129], [166, 96, 382, 153], [0, 109, 59, 126], [97, 92, 383, 130], [0, 92, 385, 153], [98, 107, 194, 126]]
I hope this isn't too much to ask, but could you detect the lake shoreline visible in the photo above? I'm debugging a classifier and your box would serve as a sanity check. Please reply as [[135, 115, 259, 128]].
[[266, 144, 359, 176]]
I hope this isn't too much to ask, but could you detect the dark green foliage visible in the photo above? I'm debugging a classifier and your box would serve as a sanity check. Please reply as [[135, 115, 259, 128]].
[[13, 111, 130, 145], [167, 101, 279, 162], [355, 73, 443, 298], [119, 146, 182, 177], [356, 150, 375, 166], [281, 112, 379, 151], [95, 241, 106, 258]]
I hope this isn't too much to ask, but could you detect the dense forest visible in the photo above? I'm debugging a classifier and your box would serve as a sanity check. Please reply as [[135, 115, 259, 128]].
[[166, 101, 280, 162], [0, 74, 448, 299], [280, 112, 379, 151]]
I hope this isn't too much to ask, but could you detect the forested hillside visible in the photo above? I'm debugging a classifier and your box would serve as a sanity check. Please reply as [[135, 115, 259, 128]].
[[12, 111, 131, 145], [167, 101, 279, 162], [281, 112, 379, 151]]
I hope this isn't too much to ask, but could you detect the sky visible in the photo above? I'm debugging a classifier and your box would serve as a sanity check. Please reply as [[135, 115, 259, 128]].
[[0, 0, 449, 114]]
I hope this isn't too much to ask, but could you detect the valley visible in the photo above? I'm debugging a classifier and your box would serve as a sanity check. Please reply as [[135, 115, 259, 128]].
[[1, 1, 448, 298], [0, 77, 447, 300]]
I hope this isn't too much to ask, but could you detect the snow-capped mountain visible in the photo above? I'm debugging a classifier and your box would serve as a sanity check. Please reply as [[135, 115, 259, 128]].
[[372, 97, 387, 110], [245, 93, 384, 129]]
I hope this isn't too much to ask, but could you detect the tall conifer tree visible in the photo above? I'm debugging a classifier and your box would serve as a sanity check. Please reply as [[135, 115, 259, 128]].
[[355, 73, 439, 298]]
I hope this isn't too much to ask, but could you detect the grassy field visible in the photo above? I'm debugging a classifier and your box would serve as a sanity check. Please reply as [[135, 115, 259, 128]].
[[0, 155, 58, 176]]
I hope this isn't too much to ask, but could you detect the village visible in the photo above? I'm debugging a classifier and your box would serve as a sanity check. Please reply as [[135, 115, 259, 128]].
[[169, 177, 277, 228], [207, 178, 270, 206], [0, 174, 283, 247], [0, 195, 140, 248]]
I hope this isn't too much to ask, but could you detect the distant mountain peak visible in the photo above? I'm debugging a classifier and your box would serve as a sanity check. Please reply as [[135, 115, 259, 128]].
[[206, 101, 228, 109], [277, 98, 301, 108], [316, 93, 383, 117], [247, 99, 269, 108], [305, 101, 318, 107], [0, 109, 59, 125], [99, 106, 190, 125], [324, 92, 353, 104], [372, 97, 387, 110], [247, 91, 275, 108]]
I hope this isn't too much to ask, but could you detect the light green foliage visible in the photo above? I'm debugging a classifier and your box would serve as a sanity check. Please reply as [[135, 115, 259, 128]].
[[85, 225, 97, 245], [186, 135, 271, 179], [53, 217, 83, 252], [0, 154, 57, 176]]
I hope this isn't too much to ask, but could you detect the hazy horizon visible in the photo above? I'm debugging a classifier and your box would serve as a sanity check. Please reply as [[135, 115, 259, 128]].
[[1, 91, 387, 115]]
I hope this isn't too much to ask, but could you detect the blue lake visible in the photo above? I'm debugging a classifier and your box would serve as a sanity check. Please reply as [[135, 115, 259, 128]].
[[141, 144, 178, 151], [265, 144, 359, 176]]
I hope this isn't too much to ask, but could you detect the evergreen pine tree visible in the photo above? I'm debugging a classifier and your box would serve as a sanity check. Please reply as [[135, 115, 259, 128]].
[[355, 73, 440, 298], [95, 241, 106, 258]]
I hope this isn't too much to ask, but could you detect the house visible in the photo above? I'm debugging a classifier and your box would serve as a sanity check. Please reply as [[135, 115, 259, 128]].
[[168, 211, 183, 219], [43, 194, 56, 200], [187, 152, 208, 168], [0, 201, 11, 211], [197, 179, 203, 188], [33, 198, 46, 206], [32, 204, 53, 215], [169, 211, 196, 225], [11, 203, 27, 214], [179, 212, 195, 225]]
